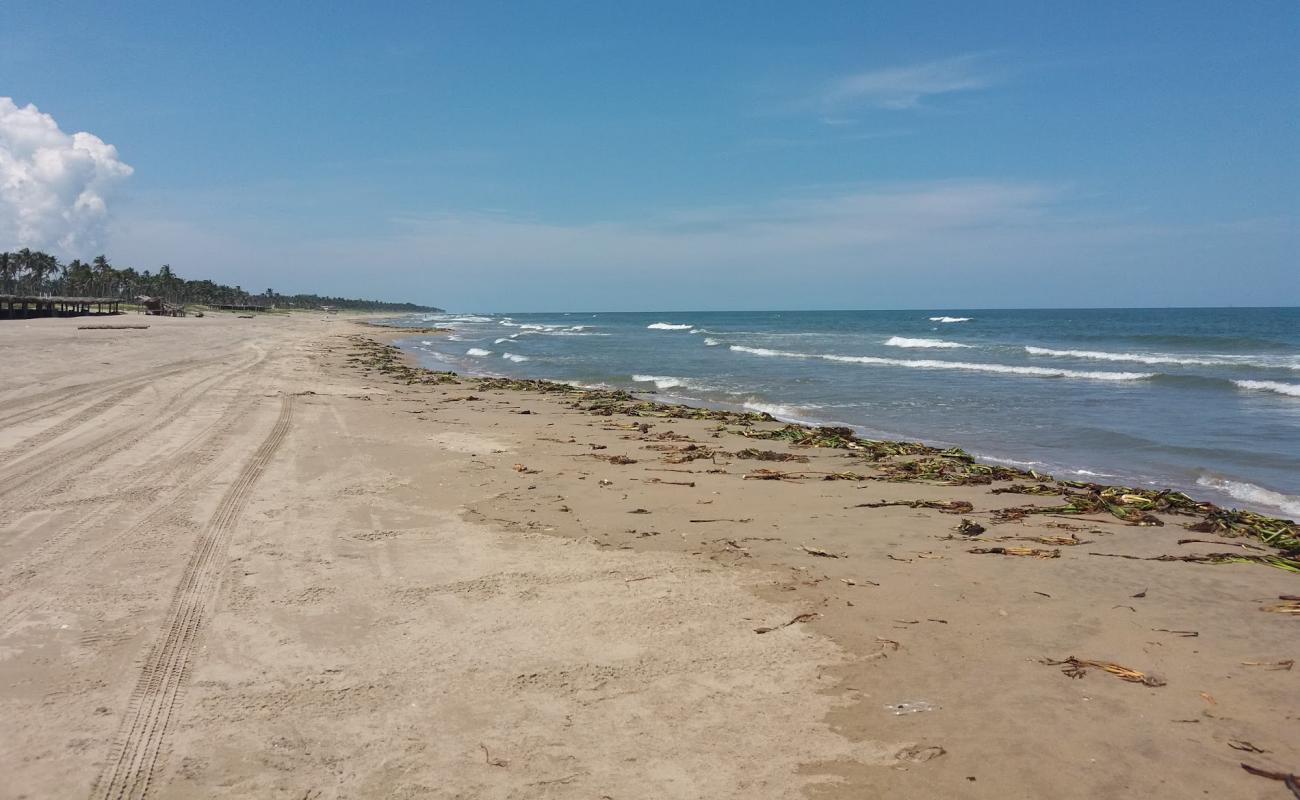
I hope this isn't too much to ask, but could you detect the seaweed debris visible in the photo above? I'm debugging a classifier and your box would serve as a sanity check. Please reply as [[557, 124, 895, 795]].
[[737, 424, 939, 459], [856, 499, 974, 514], [991, 483, 1066, 497], [1089, 551, 1300, 573], [969, 547, 1060, 559], [735, 448, 809, 463], [1041, 656, 1166, 687], [649, 443, 723, 464], [346, 336, 460, 385], [875, 456, 1038, 486]]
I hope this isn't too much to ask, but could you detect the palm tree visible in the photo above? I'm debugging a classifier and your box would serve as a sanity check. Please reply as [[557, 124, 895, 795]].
[[91, 255, 111, 297], [0, 252, 14, 294]]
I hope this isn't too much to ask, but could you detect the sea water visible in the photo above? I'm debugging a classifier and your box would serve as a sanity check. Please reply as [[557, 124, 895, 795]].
[[393, 308, 1300, 519]]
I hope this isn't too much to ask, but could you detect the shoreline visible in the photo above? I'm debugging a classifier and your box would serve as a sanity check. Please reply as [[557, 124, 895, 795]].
[[370, 319, 1300, 529], [346, 323, 1299, 797], [3, 313, 1295, 798]]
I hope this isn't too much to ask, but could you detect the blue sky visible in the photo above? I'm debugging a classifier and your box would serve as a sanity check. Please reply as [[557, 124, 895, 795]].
[[1, 1, 1296, 310]]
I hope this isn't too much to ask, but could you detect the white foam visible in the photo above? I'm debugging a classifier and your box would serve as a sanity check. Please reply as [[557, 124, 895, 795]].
[[741, 400, 822, 423], [885, 336, 971, 349], [1197, 476, 1300, 518], [466, 348, 492, 357], [647, 322, 694, 330], [493, 338, 511, 344], [729, 345, 1152, 381], [1232, 380, 1300, 397], [442, 315, 495, 323], [632, 374, 690, 390], [971, 453, 1047, 469], [703, 337, 722, 346], [929, 316, 972, 323], [1026, 346, 1299, 370], [501, 352, 530, 362]]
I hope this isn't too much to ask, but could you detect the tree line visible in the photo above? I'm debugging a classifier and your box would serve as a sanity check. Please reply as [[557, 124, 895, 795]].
[[0, 249, 440, 312]]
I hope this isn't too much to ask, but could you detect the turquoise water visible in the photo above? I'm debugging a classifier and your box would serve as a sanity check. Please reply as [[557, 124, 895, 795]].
[[392, 308, 1300, 518]]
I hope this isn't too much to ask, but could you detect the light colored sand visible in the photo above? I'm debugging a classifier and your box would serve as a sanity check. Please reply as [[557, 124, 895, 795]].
[[0, 313, 1295, 799]]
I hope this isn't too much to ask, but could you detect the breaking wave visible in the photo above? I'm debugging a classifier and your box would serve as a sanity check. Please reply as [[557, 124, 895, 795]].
[[885, 336, 970, 349], [703, 337, 722, 346], [741, 400, 823, 423], [630, 374, 722, 392], [465, 348, 492, 357], [1233, 380, 1300, 398], [1197, 475, 1300, 518], [929, 316, 972, 323], [502, 352, 530, 362], [647, 322, 694, 330], [1026, 346, 1299, 370], [729, 345, 1152, 381]]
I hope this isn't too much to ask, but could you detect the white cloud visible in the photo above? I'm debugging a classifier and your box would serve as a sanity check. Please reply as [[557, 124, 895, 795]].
[[0, 97, 134, 254], [108, 179, 1296, 309], [820, 53, 998, 110]]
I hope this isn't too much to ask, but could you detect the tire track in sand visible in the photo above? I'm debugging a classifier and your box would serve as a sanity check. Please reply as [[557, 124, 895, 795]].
[[0, 349, 261, 509], [90, 395, 294, 800], [0, 354, 226, 431], [0, 391, 261, 631]]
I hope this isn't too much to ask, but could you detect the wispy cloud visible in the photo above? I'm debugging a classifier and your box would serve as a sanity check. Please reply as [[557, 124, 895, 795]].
[[819, 53, 1000, 110], [109, 179, 1296, 309]]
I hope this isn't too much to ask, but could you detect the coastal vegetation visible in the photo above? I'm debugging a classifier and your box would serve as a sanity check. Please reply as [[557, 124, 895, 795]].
[[0, 249, 440, 312]]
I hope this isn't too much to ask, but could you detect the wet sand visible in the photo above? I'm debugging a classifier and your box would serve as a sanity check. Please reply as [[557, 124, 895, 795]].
[[0, 313, 1295, 798]]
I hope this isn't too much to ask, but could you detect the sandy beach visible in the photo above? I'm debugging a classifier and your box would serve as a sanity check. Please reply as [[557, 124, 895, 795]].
[[1, 312, 1296, 799]]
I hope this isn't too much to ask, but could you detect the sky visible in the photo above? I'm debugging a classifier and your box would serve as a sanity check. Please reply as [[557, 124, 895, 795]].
[[1, 1, 1296, 311]]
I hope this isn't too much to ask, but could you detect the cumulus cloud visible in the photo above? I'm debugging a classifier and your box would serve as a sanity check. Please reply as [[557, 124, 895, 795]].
[[0, 97, 133, 253]]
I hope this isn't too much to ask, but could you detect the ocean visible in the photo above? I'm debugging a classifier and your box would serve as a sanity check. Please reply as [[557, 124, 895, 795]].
[[390, 308, 1300, 519]]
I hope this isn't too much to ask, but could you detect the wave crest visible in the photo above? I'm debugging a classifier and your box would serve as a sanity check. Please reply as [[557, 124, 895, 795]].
[[465, 348, 492, 357], [647, 322, 694, 330], [929, 316, 972, 323], [1233, 380, 1300, 398], [729, 345, 1152, 381], [1197, 476, 1300, 518], [886, 336, 970, 349], [1027, 346, 1299, 370]]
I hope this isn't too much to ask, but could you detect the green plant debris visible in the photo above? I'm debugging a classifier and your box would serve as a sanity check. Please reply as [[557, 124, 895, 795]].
[[856, 499, 974, 514], [989, 483, 1298, 555], [970, 546, 1061, 559], [991, 483, 1067, 497], [875, 456, 1039, 485], [346, 336, 460, 385], [1089, 551, 1300, 573], [648, 443, 723, 464], [737, 424, 939, 460], [734, 448, 809, 463]]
